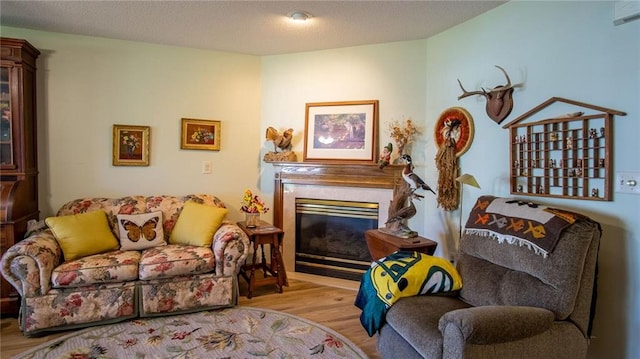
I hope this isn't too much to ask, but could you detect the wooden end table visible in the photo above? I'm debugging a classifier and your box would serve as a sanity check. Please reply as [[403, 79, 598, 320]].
[[237, 220, 287, 298], [364, 229, 438, 261]]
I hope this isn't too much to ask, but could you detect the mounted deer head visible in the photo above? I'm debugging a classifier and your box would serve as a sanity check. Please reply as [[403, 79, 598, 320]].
[[457, 65, 518, 124]]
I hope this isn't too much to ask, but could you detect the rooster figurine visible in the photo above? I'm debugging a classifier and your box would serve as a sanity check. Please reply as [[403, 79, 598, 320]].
[[401, 154, 436, 195], [265, 127, 293, 152]]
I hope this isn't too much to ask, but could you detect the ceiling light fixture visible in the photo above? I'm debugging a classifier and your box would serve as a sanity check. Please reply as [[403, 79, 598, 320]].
[[288, 11, 312, 22]]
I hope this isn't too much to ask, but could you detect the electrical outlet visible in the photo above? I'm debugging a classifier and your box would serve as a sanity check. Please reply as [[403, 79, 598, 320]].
[[615, 171, 640, 194], [202, 161, 212, 174]]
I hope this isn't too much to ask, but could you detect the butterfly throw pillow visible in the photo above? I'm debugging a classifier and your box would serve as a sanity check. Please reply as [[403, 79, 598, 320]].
[[117, 211, 166, 251]]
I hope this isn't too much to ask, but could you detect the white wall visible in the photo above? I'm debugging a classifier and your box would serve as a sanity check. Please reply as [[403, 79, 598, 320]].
[[0, 27, 262, 221], [261, 2, 639, 358], [259, 40, 430, 225], [424, 3, 639, 358]]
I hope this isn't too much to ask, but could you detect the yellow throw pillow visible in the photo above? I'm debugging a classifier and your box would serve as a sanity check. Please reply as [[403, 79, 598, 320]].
[[169, 201, 228, 247], [45, 210, 120, 261]]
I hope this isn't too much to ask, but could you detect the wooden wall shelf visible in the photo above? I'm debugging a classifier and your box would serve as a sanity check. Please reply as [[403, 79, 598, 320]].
[[503, 97, 626, 201]]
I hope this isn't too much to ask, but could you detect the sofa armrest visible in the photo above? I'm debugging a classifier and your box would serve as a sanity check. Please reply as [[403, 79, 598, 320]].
[[212, 222, 250, 277], [0, 230, 63, 297], [438, 305, 555, 345]]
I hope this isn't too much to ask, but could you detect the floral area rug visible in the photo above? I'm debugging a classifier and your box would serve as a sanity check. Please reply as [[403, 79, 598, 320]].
[[14, 307, 369, 359]]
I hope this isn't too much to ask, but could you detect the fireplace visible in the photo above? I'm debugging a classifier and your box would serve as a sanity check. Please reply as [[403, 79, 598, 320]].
[[271, 162, 404, 282], [295, 198, 378, 281]]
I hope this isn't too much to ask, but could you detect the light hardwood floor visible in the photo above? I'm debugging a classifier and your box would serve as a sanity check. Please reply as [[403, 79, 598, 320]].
[[0, 278, 381, 358]]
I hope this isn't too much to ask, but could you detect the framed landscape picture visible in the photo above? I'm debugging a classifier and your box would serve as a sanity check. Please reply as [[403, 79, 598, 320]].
[[112, 124, 150, 166], [180, 118, 221, 151], [303, 100, 378, 164]]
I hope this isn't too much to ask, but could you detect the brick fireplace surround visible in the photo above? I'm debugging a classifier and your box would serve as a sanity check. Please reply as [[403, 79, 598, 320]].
[[270, 162, 404, 286]]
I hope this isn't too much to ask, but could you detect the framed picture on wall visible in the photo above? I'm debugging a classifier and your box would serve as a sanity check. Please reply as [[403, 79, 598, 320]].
[[180, 118, 221, 151], [303, 100, 378, 164], [112, 124, 150, 166]]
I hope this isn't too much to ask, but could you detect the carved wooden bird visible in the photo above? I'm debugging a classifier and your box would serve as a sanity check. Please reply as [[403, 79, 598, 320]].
[[385, 196, 417, 224], [401, 154, 436, 195], [265, 127, 293, 152]]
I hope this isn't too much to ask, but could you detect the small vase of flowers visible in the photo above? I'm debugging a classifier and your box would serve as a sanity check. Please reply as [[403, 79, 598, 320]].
[[241, 189, 269, 228]]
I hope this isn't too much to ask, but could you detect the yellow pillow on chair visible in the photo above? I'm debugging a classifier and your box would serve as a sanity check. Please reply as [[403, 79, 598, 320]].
[[169, 201, 228, 247], [45, 210, 120, 261]]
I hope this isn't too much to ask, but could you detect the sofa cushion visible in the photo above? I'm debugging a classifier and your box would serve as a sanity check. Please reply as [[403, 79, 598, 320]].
[[56, 196, 147, 235], [45, 210, 120, 262], [169, 201, 228, 246], [52, 250, 141, 288], [116, 211, 166, 250], [22, 282, 138, 335], [138, 244, 215, 280], [139, 274, 234, 315]]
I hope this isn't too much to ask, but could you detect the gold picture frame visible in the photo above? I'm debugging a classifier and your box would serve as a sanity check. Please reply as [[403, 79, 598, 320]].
[[303, 100, 379, 164], [112, 124, 150, 166], [180, 118, 221, 151]]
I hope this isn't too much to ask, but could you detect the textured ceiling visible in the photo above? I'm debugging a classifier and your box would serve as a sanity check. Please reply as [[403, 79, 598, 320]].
[[0, 1, 506, 56]]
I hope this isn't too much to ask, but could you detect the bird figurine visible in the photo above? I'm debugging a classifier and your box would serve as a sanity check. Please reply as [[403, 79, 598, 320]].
[[401, 154, 436, 195], [265, 127, 293, 152], [385, 195, 417, 224]]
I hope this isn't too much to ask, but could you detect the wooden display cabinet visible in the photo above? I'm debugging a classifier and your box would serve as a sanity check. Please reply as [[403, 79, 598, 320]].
[[503, 97, 625, 201], [0, 38, 40, 315]]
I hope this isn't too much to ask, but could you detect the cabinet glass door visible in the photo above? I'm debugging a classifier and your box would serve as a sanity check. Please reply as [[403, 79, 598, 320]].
[[0, 66, 12, 167]]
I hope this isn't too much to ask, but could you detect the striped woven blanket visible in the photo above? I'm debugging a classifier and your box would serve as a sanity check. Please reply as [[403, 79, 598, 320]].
[[464, 196, 582, 257]]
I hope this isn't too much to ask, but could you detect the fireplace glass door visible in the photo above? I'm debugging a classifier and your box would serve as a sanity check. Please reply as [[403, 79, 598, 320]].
[[295, 198, 378, 281]]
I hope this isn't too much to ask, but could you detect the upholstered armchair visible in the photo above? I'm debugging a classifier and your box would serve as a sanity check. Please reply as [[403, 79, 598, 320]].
[[376, 196, 601, 359]]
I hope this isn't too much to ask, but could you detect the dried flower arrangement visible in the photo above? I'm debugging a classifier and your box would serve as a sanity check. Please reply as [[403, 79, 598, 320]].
[[388, 118, 420, 162]]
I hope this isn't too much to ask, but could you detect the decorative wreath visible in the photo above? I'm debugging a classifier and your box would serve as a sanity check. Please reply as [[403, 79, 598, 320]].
[[434, 107, 474, 157]]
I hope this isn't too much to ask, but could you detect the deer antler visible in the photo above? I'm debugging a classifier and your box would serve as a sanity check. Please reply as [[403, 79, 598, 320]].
[[488, 65, 513, 93], [456, 65, 519, 124], [457, 79, 486, 100]]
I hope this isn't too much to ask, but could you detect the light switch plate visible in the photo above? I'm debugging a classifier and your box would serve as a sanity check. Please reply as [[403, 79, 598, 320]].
[[202, 161, 212, 174], [615, 171, 640, 194]]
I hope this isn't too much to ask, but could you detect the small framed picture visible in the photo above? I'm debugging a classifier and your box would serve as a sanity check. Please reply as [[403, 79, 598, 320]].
[[303, 100, 378, 164], [112, 124, 150, 166], [180, 118, 221, 151]]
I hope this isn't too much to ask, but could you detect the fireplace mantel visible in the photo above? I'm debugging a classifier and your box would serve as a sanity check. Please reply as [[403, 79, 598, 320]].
[[270, 162, 404, 229]]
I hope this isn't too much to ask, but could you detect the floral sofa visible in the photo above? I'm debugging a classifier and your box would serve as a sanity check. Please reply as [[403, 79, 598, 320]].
[[0, 194, 250, 336]]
